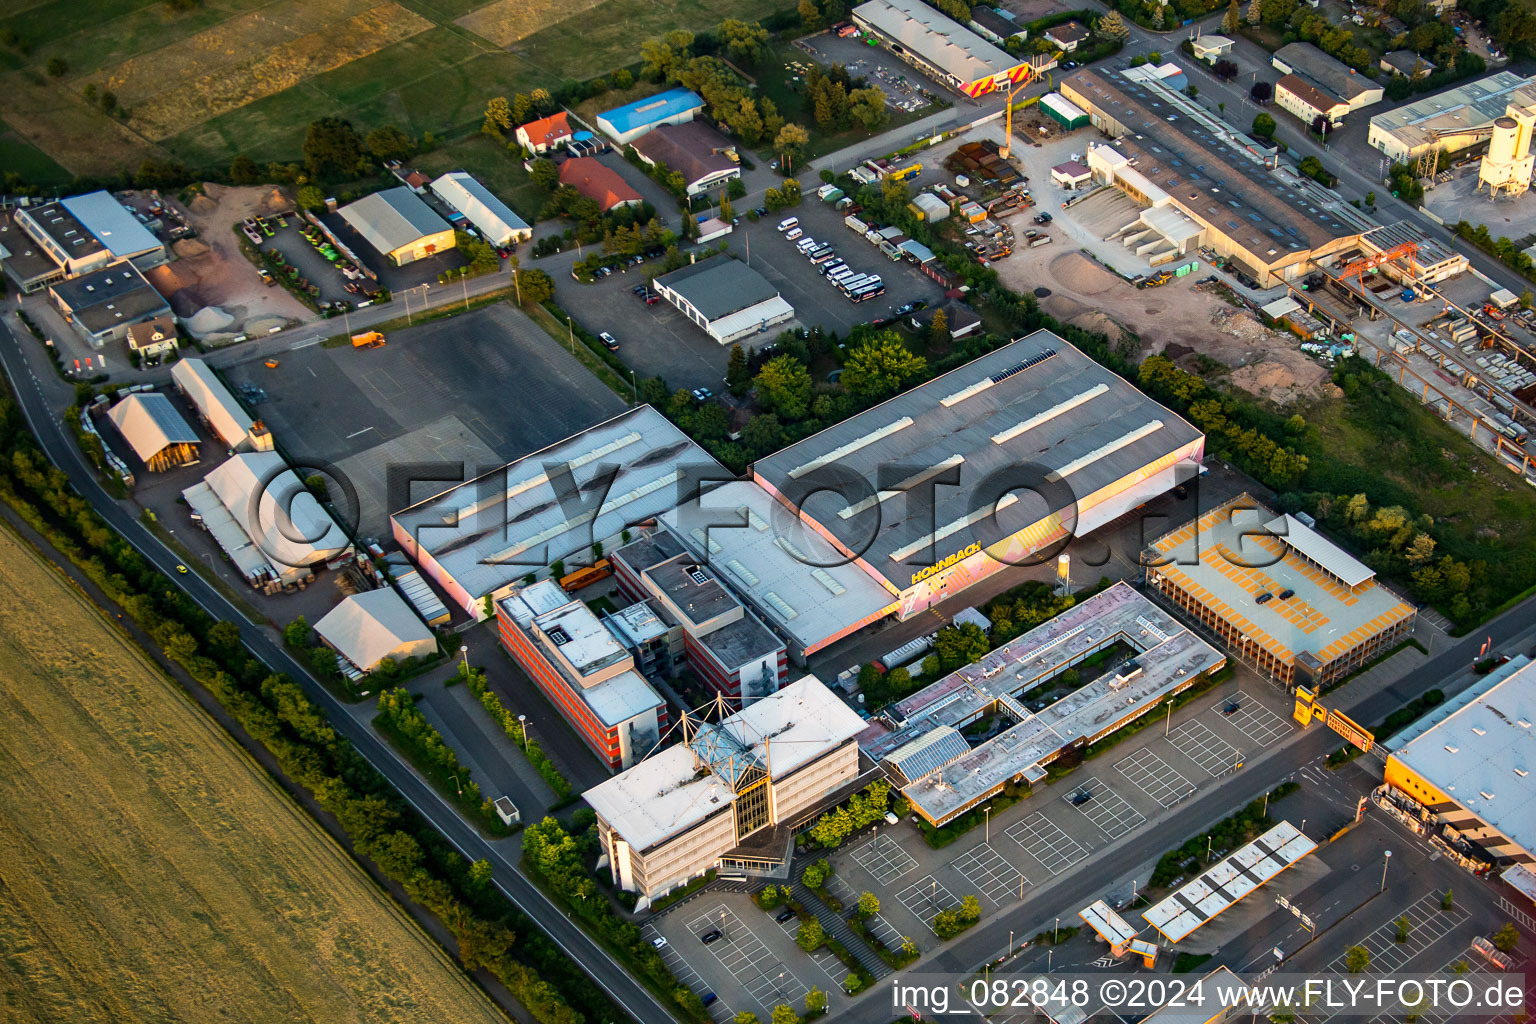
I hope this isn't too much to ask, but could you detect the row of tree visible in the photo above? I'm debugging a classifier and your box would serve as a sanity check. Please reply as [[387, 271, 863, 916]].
[[805, 779, 893, 848]]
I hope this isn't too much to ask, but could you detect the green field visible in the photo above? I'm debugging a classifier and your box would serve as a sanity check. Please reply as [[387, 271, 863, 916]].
[[0, 118, 69, 184], [0, 0, 796, 176]]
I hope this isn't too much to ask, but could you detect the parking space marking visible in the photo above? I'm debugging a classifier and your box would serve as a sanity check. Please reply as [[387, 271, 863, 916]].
[[1005, 811, 1090, 875], [1170, 719, 1242, 777], [688, 904, 809, 1009], [642, 922, 735, 1022], [1115, 747, 1196, 807], [773, 912, 845, 986], [1064, 777, 1147, 839], [1216, 693, 1292, 746], [895, 875, 963, 933], [951, 843, 1029, 905], [852, 833, 918, 884], [1324, 892, 1468, 976]]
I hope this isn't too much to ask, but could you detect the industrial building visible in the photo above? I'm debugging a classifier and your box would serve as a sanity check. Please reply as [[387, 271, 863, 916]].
[[6, 190, 166, 292], [171, 357, 273, 452], [182, 452, 352, 588], [106, 392, 199, 472], [1040, 93, 1089, 130], [753, 330, 1205, 620], [429, 171, 532, 246], [1377, 656, 1535, 868], [851, 0, 1033, 97], [596, 88, 706, 146], [858, 582, 1226, 825], [1271, 43, 1384, 119], [1368, 71, 1536, 162], [314, 588, 437, 676], [652, 255, 795, 345], [498, 580, 668, 771], [631, 122, 741, 197], [557, 157, 643, 212], [48, 263, 172, 348], [585, 675, 866, 902], [1477, 105, 1536, 199], [391, 405, 721, 620], [610, 531, 788, 704], [339, 187, 455, 266], [1144, 494, 1417, 690], [1063, 68, 1365, 286]]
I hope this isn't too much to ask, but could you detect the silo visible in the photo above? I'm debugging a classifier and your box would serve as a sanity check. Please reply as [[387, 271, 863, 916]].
[[1488, 116, 1520, 165]]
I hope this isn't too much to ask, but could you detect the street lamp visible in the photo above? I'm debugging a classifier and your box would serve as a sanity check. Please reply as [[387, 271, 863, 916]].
[[1380, 850, 1392, 892], [518, 713, 529, 747], [450, 773, 463, 796], [1054, 917, 1059, 944], [984, 806, 991, 846], [459, 644, 470, 673]]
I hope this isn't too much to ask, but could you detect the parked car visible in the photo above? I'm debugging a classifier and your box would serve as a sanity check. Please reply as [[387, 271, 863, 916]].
[[700, 929, 723, 944], [703, 994, 718, 1007], [632, 284, 648, 295], [600, 331, 619, 351], [691, 387, 714, 401], [1070, 789, 1093, 806], [777, 217, 799, 232], [1222, 700, 1241, 715], [645, 293, 661, 305], [775, 908, 796, 923], [651, 936, 668, 949], [785, 227, 803, 241], [1034, 212, 1053, 224], [754, 207, 768, 217]]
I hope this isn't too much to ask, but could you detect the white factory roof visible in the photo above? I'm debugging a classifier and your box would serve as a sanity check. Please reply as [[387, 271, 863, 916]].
[[1386, 658, 1536, 858], [853, 0, 1021, 86], [1266, 513, 1374, 587], [1370, 71, 1536, 151], [430, 171, 530, 246], [662, 479, 897, 653], [171, 357, 254, 448], [190, 452, 350, 578], [392, 406, 720, 603], [106, 392, 198, 464], [340, 186, 451, 255], [1079, 899, 1137, 945], [1040, 92, 1088, 123], [314, 588, 435, 671], [1143, 821, 1316, 943], [182, 479, 279, 582], [60, 190, 162, 260], [586, 674, 861, 850]]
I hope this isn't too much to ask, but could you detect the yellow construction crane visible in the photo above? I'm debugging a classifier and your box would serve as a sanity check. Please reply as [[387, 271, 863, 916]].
[[998, 53, 1059, 161]]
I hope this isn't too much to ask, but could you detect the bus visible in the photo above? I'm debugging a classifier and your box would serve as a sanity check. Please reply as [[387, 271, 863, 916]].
[[810, 248, 837, 265], [827, 267, 854, 284], [821, 260, 848, 277], [850, 282, 886, 302], [838, 274, 871, 294]]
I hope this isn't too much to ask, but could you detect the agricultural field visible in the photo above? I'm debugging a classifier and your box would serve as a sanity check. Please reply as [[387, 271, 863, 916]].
[[0, 0, 796, 176], [0, 525, 512, 1024]]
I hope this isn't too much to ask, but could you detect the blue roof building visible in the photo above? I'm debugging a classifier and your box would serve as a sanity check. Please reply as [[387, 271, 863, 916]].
[[596, 88, 705, 145]]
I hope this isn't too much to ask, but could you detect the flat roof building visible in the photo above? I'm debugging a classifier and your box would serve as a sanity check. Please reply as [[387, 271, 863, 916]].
[[858, 582, 1226, 824], [1064, 68, 1364, 285], [585, 675, 866, 902], [596, 88, 706, 146], [391, 405, 723, 620], [632, 122, 741, 197], [652, 255, 795, 345], [655, 479, 899, 660], [339, 187, 455, 266], [557, 157, 643, 212], [852, 0, 1033, 97], [1368, 71, 1536, 161], [753, 330, 1205, 619], [430, 171, 531, 246], [12, 190, 166, 282], [498, 580, 667, 771], [1191, 35, 1235, 61], [1271, 43, 1383, 114], [49, 263, 172, 348], [0, 213, 67, 293], [1145, 493, 1416, 689], [612, 528, 789, 703], [314, 588, 437, 676], [106, 392, 199, 472], [182, 452, 351, 588], [1379, 656, 1536, 868]]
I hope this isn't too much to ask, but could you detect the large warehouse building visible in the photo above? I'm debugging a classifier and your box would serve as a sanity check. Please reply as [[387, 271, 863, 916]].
[[1270, 42, 1384, 121], [859, 583, 1225, 825], [339, 187, 455, 266], [852, 0, 1033, 97], [1063, 68, 1365, 286], [391, 405, 722, 620], [752, 330, 1205, 619], [652, 255, 794, 345], [1378, 656, 1535, 868], [6, 190, 167, 292], [1368, 71, 1536, 161], [596, 88, 705, 146], [585, 675, 866, 903], [1145, 494, 1417, 690], [430, 171, 531, 246]]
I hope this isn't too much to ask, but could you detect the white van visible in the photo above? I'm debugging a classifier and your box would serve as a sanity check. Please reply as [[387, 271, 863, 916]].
[[785, 227, 803, 241], [796, 237, 819, 253], [777, 217, 799, 232]]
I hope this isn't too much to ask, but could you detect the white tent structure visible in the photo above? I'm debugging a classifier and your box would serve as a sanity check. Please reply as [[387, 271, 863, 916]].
[[314, 589, 436, 673]]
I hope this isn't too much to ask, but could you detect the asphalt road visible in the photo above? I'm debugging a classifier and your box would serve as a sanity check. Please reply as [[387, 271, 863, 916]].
[[0, 315, 678, 1024]]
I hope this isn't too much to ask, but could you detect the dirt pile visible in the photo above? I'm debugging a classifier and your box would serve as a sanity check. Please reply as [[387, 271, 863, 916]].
[[1048, 252, 1120, 296], [173, 238, 211, 259]]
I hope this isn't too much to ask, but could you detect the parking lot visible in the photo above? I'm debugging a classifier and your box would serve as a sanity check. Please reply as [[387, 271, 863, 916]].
[[1115, 747, 1197, 808], [796, 33, 950, 115], [225, 302, 625, 538], [1064, 777, 1146, 839], [1169, 718, 1244, 778]]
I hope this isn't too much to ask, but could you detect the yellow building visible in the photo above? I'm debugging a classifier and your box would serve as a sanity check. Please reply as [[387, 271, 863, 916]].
[[339, 187, 454, 266], [1378, 657, 1535, 869]]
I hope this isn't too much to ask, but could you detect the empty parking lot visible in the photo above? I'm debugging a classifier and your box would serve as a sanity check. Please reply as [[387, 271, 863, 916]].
[[1064, 778, 1146, 839], [1170, 719, 1243, 777], [1005, 812, 1089, 876], [1116, 747, 1197, 808]]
